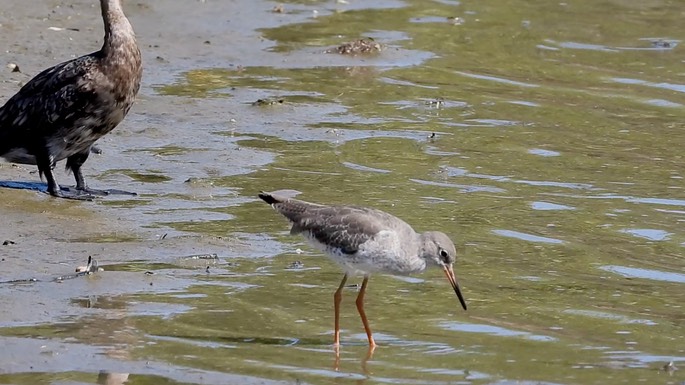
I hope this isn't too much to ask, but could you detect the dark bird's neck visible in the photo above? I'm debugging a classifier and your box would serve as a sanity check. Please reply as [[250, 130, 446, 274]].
[[101, 0, 136, 53], [99, 0, 142, 103]]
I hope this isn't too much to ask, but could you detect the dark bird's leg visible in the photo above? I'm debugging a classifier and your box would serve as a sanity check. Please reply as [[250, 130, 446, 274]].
[[65, 150, 136, 197], [36, 151, 60, 196], [66, 151, 101, 193], [333, 273, 348, 347], [35, 150, 90, 200], [356, 274, 376, 348]]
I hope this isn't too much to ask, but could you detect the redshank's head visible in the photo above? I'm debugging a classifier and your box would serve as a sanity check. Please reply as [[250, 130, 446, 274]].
[[422, 231, 467, 311]]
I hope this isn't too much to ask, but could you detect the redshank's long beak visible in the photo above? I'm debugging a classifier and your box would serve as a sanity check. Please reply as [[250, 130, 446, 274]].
[[443, 264, 467, 310]]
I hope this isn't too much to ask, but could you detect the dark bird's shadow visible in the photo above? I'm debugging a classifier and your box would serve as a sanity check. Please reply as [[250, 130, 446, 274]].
[[0, 180, 136, 197], [0, 180, 48, 192]]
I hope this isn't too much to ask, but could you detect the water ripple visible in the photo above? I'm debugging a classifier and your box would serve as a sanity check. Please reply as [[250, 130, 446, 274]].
[[619, 228, 672, 241], [440, 321, 557, 342], [556, 41, 619, 52], [515, 179, 595, 190], [455, 71, 539, 88], [492, 229, 564, 244], [410, 178, 506, 193], [563, 309, 657, 326], [531, 201, 575, 211], [508, 100, 540, 107], [440, 166, 596, 190], [603, 350, 685, 368], [546, 194, 685, 207], [342, 161, 392, 174], [600, 265, 685, 283], [643, 98, 682, 108], [611, 77, 685, 93], [528, 148, 560, 157]]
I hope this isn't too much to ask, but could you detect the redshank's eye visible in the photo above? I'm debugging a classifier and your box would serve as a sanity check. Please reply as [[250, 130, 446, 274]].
[[439, 248, 449, 262]]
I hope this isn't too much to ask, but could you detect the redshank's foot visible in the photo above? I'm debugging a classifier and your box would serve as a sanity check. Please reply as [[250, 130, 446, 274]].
[[362, 345, 376, 375], [333, 343, 341, 372]]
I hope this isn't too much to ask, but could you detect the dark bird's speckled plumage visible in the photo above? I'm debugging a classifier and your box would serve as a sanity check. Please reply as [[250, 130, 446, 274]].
[[259, 191, 467, 348], [0, 0, 142, 199]]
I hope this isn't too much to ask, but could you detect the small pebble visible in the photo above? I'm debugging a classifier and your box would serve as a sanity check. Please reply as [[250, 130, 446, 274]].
[[7, 63, 20, 73]]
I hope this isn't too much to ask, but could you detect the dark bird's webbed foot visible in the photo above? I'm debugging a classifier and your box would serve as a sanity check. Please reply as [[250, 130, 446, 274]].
[[61, 185, 137, 197], [55, 186, 96, 201], [66, 151, 137, 198]]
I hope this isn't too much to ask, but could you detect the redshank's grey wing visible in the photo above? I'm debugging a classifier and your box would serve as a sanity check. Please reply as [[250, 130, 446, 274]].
[[259, 192, 388, 254], [294, 206, 390, 255]]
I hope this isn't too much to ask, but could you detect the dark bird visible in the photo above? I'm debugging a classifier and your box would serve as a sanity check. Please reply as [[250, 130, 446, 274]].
[[258, 191, 467, 349], [0, 0, 142, 199]]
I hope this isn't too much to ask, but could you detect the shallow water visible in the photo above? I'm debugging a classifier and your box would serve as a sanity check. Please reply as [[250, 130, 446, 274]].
[[1, 0, 684, 384]]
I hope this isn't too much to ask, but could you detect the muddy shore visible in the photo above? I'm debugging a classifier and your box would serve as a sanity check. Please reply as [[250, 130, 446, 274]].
[[0, 0, 284, 327]]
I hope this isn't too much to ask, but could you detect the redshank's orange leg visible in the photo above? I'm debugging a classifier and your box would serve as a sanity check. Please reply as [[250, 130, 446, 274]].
[[333, 273, 349, 347], [355, 274, 377, 348]]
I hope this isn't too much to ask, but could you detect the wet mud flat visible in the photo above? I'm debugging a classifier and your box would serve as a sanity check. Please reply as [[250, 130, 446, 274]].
[[0, 0, 220, 314]]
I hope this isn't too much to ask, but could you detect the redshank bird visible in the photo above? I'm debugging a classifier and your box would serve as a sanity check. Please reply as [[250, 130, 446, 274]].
[[0, 0, 142, 199], [258, 191, 467, 348]]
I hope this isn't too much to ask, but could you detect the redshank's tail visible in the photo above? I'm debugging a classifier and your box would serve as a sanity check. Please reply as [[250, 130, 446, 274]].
[[258, 191, 281, 205]]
